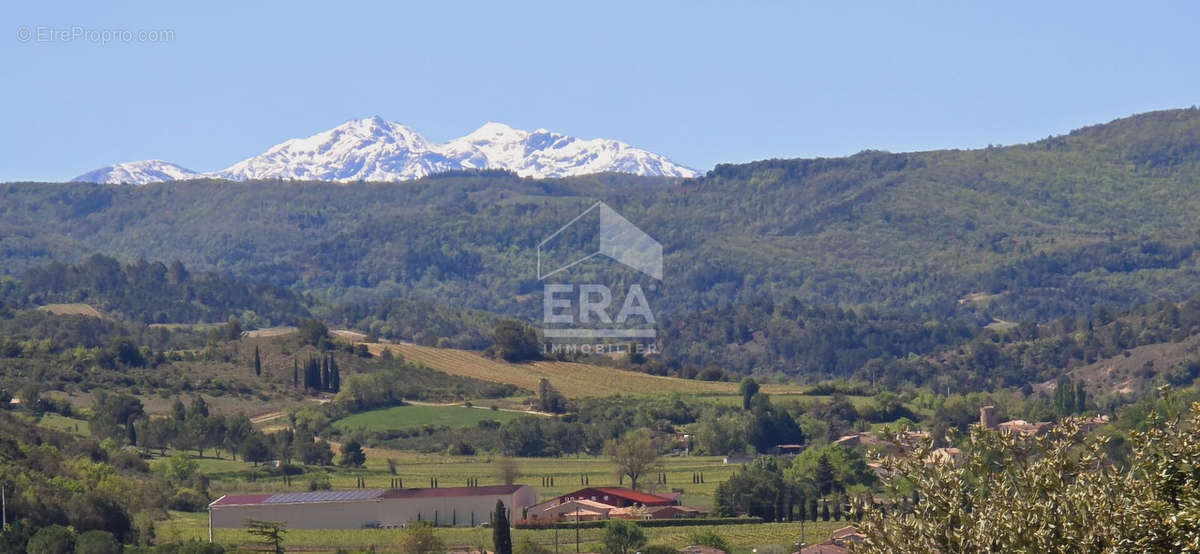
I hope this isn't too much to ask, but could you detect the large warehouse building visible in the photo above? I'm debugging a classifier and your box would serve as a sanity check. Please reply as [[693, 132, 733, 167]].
[[209, 485, 539, 529]]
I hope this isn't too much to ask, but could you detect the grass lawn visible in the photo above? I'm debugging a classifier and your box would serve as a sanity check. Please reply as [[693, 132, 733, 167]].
[[162, 511, 848, 553], [333, 404, 524, 433], [36, 413, 90, 436]]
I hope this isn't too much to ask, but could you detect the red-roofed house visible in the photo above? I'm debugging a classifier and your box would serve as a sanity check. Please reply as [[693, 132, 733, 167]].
[[555, 487, 678, 508]]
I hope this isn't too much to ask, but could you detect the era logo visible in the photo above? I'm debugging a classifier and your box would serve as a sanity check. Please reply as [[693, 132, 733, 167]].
[[543, 284, 655, 326]]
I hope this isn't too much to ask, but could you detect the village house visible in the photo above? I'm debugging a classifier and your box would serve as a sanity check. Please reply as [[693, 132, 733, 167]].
[[980, 405, 1054, 436], [796, 525, 865, 554]]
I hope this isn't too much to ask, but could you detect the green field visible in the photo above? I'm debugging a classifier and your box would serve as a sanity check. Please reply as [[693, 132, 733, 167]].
[[36, 413, 90, 436], [162, 511, 848, 554], [333, 404, 526, 433]]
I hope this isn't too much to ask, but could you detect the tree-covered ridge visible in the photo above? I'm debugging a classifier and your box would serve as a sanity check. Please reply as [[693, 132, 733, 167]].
[[655, 287, 1200, 392], [11, 254, 311, 325], [2, 109, 1200, 327], [658, 298, 975, 377]]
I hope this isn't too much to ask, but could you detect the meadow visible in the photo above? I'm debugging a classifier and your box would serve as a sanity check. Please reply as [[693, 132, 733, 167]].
[[333, 404, 525, 433], [162, 510, 848, 554]]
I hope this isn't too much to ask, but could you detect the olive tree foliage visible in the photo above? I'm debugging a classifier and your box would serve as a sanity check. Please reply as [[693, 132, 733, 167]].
[[857, 395, 1200, 553], [604, 429, 661, 491]]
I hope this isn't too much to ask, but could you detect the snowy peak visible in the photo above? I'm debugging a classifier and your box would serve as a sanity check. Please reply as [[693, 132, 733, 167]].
[[71, 118, 699, 184], [461, 122, 531, 143], [214, 117, 448, 182], [71, 160, 202, 185], [443, 122, 698, 179]]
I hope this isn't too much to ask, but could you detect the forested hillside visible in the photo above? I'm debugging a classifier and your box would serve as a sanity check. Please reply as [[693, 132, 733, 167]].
[[3, 255, 311, 325], [4, 110, 1200, 328]]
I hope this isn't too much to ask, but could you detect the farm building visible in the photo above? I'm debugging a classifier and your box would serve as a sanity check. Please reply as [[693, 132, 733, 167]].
[[209, 485, 538, 529], [528, 487, 702, 521], [554, 487, 679, 508]]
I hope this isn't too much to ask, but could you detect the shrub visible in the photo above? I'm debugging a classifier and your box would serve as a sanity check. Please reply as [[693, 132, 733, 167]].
[[167, 488, 210, 512], [688, 529, 730, 552], [109, 450, 150, 472], [397, 522, 444, 554], [601, 519, 646, 554], [74, 530, 122, 554], [308, 474, 332, 491]]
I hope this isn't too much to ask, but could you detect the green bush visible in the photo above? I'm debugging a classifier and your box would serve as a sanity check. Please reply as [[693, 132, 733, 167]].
[[688, 529, 730, 552], [74, 530, 121, 554], [519, 517, 763, 530], [167, 488, 209, 512]]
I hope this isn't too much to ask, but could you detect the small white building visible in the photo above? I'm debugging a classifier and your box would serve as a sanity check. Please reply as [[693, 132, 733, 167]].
[[209, 485, 538, 529]]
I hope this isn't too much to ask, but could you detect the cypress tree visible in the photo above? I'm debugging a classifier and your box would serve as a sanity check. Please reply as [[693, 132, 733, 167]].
[[306, 356, 320, 390], [492, 499, 512, 554], [254, 345, 262, 377], [293, 359, 299, 388]]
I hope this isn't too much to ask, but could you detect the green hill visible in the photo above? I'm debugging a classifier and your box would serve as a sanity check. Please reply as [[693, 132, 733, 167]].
[[3, 109, 1200, 328]]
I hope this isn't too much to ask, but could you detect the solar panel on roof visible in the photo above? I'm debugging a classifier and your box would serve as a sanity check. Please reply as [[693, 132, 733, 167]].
[[264, 490, 385, 504]]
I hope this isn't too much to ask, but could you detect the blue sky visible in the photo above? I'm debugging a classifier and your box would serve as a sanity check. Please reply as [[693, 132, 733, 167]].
[[3, 1, 1198, 181]]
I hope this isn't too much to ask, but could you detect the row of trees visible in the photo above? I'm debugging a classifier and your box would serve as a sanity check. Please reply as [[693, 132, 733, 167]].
[[298, 354, 342, 393], [714, 447, 875, 521]]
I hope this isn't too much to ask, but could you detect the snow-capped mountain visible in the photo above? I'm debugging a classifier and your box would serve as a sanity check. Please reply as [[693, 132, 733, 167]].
[[71, 117, 698, 184], [439, 121, 697, 179], [214, 117, 455, 182], [71, 160, 203, 185]]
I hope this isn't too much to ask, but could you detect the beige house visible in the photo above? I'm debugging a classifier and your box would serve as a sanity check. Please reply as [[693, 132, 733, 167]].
[[209, 485, 538, 529]]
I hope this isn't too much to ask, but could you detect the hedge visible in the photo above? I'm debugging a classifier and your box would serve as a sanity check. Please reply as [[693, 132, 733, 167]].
[[515, 517, 765, 530]]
